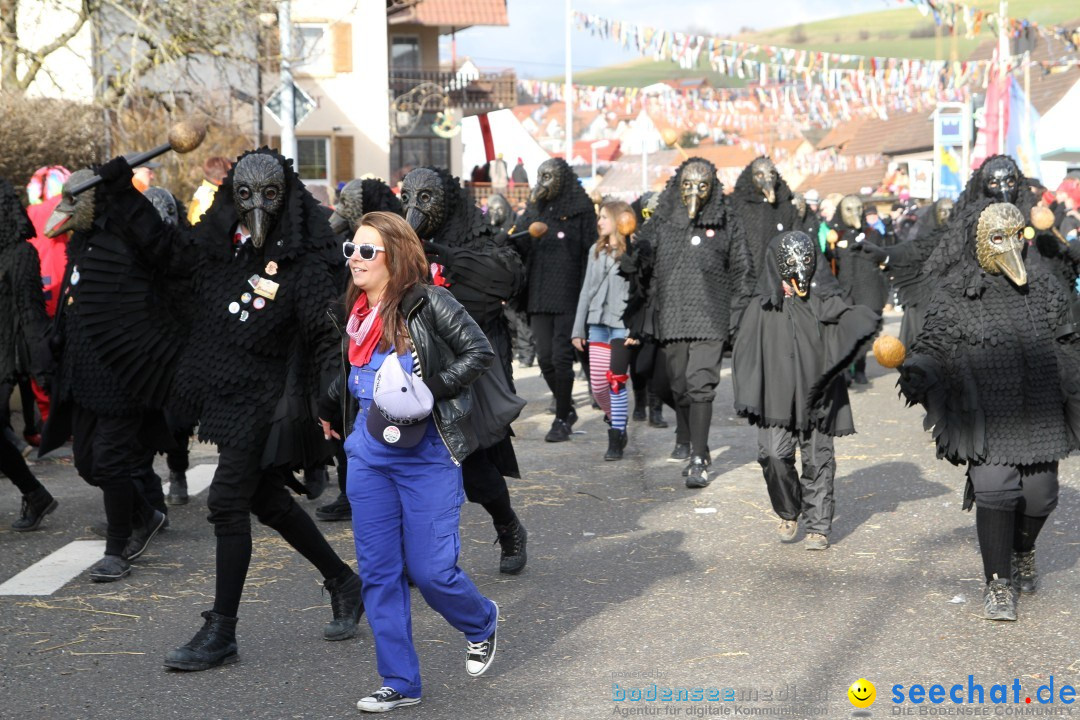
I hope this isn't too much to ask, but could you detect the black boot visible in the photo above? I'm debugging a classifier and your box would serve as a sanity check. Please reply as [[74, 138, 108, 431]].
[[315, 492, 352, 521], [12, 487, 58, 532], [648, 407, 668, 428], [494, 518, 527, 575], [853, 357, 868, 385], [605, 428, 627, 461], [164, 610, 239, 671], [166, 471, 189, 506], [302, 466, 329, 501], [1011, 550, 1039, 594], [123, 508, 167, 561], [323, 570, 364, 640]]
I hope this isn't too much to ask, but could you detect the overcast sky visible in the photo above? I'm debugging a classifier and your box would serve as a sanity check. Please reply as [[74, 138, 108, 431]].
[[449, 0, 889, 78]]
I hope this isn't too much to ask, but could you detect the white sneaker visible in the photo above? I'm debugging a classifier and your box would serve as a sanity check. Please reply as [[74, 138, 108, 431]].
[[465, 601, 498, 677], [356, 687, 420, 713]]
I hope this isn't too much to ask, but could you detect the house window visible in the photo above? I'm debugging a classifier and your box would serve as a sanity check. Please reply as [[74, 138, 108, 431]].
[[390, 36, 420, 69], [297, 137, 330, 184], [391, 114, 450, 183], [295, 23, 332, 75]]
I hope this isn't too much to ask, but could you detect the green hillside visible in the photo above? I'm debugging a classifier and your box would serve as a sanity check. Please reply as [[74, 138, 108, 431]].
[[554, 1, 1079, 88]]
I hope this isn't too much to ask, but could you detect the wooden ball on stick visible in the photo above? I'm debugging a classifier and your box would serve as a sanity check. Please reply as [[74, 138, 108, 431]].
[[616, 211, 637, 237], [873, 334, 906, 369]]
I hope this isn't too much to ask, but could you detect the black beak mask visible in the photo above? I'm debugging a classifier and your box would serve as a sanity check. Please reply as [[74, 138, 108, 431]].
[[751, 158, 778, 204], [981, 156, 1021, 204], [531, 159, 564, 204], [776, 231, 816, 298], [330, 179, 364, 235], [679, 161, 714, 222], [487, 194, 511, 228], [45, 169, 96, 238], [143, 187, 180, 226], [232, 154, 285, 249], [400, 168, 446, 240]]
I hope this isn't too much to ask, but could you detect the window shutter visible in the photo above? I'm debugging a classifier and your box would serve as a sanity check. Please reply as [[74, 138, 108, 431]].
[[334, 135, 354, 185], [332, 23, 353, 74]]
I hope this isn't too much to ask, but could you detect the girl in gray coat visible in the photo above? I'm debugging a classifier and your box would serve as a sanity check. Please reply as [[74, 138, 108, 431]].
[[572, 201, 638, 460]]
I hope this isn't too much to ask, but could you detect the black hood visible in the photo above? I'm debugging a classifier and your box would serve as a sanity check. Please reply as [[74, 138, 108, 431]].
[[0, 179, 34, 250], [195, 147, 335, 262]]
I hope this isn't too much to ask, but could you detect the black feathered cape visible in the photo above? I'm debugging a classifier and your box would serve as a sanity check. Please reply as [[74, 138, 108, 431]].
[[733, 235, 881, 437]]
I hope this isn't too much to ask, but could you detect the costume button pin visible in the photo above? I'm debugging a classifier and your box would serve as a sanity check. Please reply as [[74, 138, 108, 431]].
[[241, 293, 252, 304], [228, 301, 240, 314], [253, 297, 266, 310], [239, 310, 249, 322], [691, 236, 701, 246], [777, 223, 784, 231], [70, 268, 80, 285], [706, 229, 715, 238], [557, 231, 565, 239]]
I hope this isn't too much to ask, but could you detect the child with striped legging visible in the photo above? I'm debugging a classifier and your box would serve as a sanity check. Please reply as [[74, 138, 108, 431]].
[[572, 201, 637, 461]]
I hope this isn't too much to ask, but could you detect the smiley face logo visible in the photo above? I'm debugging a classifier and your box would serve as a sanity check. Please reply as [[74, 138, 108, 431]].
[[848, 679, 876, 709]]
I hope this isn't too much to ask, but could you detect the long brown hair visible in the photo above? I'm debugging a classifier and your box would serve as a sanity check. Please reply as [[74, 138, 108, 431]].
[[594, 200, 632, 259], [345, 211, 431, 353]]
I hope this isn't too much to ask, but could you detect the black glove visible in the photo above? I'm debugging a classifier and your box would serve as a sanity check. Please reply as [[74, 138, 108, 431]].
[[423, 241, 452, 262], [859, 240, 889, 265], [97, 155, 134, 187], [897, 359, 932, 401]]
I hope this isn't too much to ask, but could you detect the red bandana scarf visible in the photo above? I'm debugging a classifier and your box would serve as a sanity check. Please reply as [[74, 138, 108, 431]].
[[346, 294, 384, 367]]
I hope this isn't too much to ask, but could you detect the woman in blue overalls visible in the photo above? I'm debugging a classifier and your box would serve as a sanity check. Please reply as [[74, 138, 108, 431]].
[[319, 211, 499, 713]]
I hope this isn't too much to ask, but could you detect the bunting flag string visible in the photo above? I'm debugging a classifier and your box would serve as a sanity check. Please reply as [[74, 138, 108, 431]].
[[896, 0, 1079, 54]]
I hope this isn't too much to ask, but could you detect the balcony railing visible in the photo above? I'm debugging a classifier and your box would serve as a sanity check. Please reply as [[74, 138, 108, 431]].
[[389, 67, 517, 115]]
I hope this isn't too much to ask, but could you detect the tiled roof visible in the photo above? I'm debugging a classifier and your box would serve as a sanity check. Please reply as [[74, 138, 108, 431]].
[[390, 0, 508, 28], [844, 110, 935, 156], [796, 161, 888, 197]]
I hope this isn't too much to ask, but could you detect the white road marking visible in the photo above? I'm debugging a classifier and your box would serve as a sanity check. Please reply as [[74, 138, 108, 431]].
[[0, 541, 106, 596], [0, 463, 218, 596], [177, 463, 216, 497]]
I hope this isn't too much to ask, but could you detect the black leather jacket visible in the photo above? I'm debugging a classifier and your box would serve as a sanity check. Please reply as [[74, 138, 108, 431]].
[[322, 283, 493, 465]]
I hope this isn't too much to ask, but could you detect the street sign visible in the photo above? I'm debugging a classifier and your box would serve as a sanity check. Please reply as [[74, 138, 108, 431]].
[[264, 81, 316, 128]]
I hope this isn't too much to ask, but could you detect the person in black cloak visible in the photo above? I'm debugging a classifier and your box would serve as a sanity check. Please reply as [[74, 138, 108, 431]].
[[623, 158, 755, 488], [93, 149, 363, 670], [488, 193, 535, 367], [512, 158, 597, 442], [792, 192, 819, 237], [861, 156, 1070, 344], [396, 166, 530, 575], [625, 191, 668, 429], [142, 186, 197, 508], [0, 179, 57, 531], [824, 194, 888, 385], [895, 200, 1080, 621], [733, 231, 880, 550], [729, 156, 798, 282], [39, 169, 171, 581], [314, 176, 404, 523]]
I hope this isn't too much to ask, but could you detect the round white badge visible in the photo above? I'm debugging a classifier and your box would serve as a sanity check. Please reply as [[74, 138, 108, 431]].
[[706, 229, 715, 238], [228, 302, 240, 314], [777, 223, 784, 231], [557, 231, 565, 239], [241, 293, 252, 304], [691, 236, 701, 246], [253, 297, 266, 310], [70, 268, 80, 285], [382, 426, 401, 444], [838, 240, 849, 249]]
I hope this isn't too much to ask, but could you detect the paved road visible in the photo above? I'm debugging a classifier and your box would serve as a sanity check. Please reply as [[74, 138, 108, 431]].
[[2, 314, 1078, 719]]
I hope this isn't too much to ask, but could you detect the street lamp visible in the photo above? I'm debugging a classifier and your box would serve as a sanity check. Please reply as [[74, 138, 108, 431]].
[[591, 139, 610, 182]]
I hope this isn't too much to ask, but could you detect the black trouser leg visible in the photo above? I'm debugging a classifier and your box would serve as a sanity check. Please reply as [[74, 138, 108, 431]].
[[212, 534, 253, 618], [71, 406, 152, 556], [675, 405, 690, 445], [462, 449, 510, 505], [688, 402, 712, 459], [166, 427, 191, 474], [976, 506, 1015, 584], [1012, 462, 1058, 551], [258, 497, 350, 581], [334, 441, 347, 495], [798, 431, 836, 536], [17, 379, 38, 435], [0, 432, 44, 495], [758, 427, 800, 521], [530, 314, 558, 396], [481, 488, 516, 528]]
